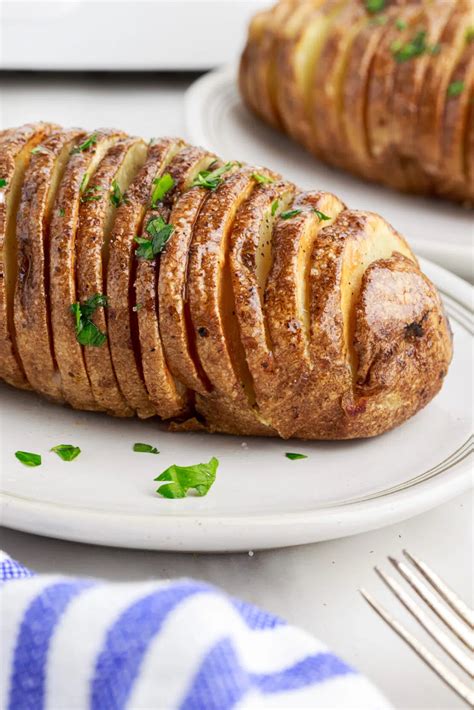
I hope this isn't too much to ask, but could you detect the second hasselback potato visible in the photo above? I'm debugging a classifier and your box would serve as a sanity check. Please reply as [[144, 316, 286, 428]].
[[239, 0, 474, 204], [0, 123, 452, 439]]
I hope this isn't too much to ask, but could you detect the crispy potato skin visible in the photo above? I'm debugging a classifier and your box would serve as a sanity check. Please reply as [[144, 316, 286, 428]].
[[0, 122, 57, 389], [239, 0, 474, 204], [1, 123, 453, 440], [15, 128, 85, 401]]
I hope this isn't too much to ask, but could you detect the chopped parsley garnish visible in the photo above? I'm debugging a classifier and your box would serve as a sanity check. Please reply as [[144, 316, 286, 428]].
[[313, 208, 331, 221], [281, 208, 302, 220], [365, 0, 385, 13], [58, 207, 65, 217], [271, 199, 279, 216], [31, 145, 49, 155], [134, 215, 174, 260], [151, 172, 175, 207], [0, 178, 7, 188], [132, 303, 143, 312], [370, 14, 388, 26], [133, 442, 159, 454], [71, 133, 98, 154], [70, 293, 108, 347], [251, 172, 274, 184], [466, 27, 474, 43], [447, 81, 464, 97], [395, 19, 407, 31], [192, 162, 234, 190], [110, 179, 126, 207], [79, 172, 90, 193], [81, 185, 102, 203], [15, 451, 41, 467], [391, 31, 428, 62], [51, 444, 81, 461], [285, 452, 308, 460], [155, 457, 219, 498]]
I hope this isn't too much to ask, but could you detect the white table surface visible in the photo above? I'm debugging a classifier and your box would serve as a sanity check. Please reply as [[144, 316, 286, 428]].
[[0, 72, 472, 710]]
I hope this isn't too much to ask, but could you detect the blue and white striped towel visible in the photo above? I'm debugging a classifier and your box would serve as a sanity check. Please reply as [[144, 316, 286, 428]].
[[0, 551, 389, 709]]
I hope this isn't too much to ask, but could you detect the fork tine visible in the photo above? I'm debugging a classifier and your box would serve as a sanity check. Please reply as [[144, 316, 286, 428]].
[[403, 550, 474, 629], [360, 588, 474, 707], [375, 567, 473, 677], [389, 556, 473, 651]]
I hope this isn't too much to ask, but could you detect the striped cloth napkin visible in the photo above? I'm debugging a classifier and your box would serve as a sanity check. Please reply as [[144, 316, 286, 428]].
[[0, 551, 389, 709]]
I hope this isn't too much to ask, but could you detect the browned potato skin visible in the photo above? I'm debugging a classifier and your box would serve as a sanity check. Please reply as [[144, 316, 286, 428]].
[[107, 138, 183, 418], [15, 128, 85, 401], [135, 145, 211, 419], [0, 122, 57, 389], [76, 137, 147, 416], [188, 167, 276, 436], [230, 180, 295, 411], [263, 191, 345, 438], [49, 129, 126, 411]]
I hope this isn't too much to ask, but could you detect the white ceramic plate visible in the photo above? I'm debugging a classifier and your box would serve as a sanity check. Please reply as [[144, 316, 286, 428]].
[[185, 66, 473, 283], [0, 259, 472, 552]]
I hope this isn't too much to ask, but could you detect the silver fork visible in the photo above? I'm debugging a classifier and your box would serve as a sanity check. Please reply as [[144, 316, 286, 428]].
[[360, 549, 474, 706]]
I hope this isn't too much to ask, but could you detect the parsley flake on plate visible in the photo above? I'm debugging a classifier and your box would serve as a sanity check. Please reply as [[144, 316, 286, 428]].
[[285, 452, 308, 460], [15, 451, 42, 467], [395, 19, 407, 31], [391, 31, 428, 62], [51, 444, 81, 461], [365, 0, 385, 13], [133, 442, 159, 454], [134, 215, 175, 260], [155, 456, 219, 498], [251, 173, 274, 185], [70, 293, 108, 347], [71, 133, 98, 154], [151, 172, 175, 207], [281, 208, 302, 220], [80, 185, 103, 203], [192, 162, 234, 191], [0, 178, 7, 188]]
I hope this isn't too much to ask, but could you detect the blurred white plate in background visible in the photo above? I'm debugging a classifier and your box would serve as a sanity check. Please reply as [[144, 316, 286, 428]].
[[186, 66, 473, 283], [1, 260, 472, 552]]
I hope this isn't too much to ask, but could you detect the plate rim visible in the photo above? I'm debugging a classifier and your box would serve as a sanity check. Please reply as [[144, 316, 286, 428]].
[[1, 258, 472, 551]]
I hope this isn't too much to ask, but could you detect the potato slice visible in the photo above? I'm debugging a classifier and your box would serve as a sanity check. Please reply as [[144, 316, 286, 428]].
[[342, 7, 398, 177], [49, 128, 126, 411], [158, 156, 217, 396], [107, 138, 183, 418], [263, 191, 345, 438], [417, 2, 472, 187], [0, 122, 56, 389], [76, 136, 147, 416], [135, 145, 213, 419], [342, 254, 453, 438], [294, 210, 416, 439], [14, 128, 85, 401], [253, 0, 300, 129], [239, 9, 269, 120], [309, 2, 368, 165], [437, 42, 473, 201], [365, 4, 426, 191], [188, 167, 276, 436], [275, 0, 339, 149], [230, 180, 295, 414], [389, 1, 454, 193]]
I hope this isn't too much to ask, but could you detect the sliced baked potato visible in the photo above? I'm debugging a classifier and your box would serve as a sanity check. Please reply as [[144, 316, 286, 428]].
[[76, 136, 147, 416], [14, 128, 85, 401], [0, 122, 56, 389], [107, 138, 183, 418]]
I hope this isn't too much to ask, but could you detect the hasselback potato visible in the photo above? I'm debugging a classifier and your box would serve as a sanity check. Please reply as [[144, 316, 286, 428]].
[[239, 0, 474, 204], [0, 123, 452, 439]]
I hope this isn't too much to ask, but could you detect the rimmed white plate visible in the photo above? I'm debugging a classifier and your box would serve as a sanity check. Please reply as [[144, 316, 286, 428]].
[[185, 66, 473, 283], [0, 259, 472, 552]]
